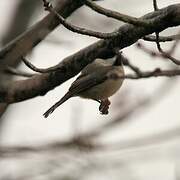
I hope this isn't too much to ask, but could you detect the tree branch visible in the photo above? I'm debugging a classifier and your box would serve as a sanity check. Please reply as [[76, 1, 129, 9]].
[[1, 3, 180, 103], [4, 66, 35, 78], [155, 33, 180, 65], [42, 0, 119, 39], [123, 68, 180, 79], [143, 34, 180, 42]]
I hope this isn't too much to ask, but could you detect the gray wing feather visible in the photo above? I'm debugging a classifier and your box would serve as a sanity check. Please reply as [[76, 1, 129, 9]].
[[43, 92, 71, 118], [69, 67, 110, 95], [43, 66, 111, 118]]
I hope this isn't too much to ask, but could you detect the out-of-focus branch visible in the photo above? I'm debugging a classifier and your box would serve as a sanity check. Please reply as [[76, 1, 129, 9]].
[[0, 0, 91, 68], [1, 3, 180, 103], [136, 41, 180, 59], [1, 0, 41, 46], [0, 79, 177, 180], [155, 32, 180, 65], [0, 0, 90, 119], [103, 125, 180, 151], [0, 77, 177, 157], [0, 0, 40, 121], [120, 54, 142, 75], [0, 119, 179, 156]]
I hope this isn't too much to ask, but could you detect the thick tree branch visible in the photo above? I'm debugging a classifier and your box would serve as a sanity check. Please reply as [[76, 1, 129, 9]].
[[155, 33, 180, 65], [1, 3, 180, 103], [22, 57, 52, 73], [0, 0, 91, 119]]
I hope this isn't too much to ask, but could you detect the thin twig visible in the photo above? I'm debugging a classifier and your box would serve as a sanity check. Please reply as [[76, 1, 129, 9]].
[[137, 42, 180, 65], [152, 0, 180, 65], [114, 50, 142, 76], [122, 68, 180, 79], [153, 0, 159, 10], [168, 33, 180, 55], [160, 50, 180, 65], [143, 34, 180, 42], [4, 66, 35, 77], [121, 55, 142, 76], [0, 0, 86, 67], [42, 0, 119, 39], [22, 57, 62, 73], [85, 0, 149, 26], [136, 42, 158, 57]]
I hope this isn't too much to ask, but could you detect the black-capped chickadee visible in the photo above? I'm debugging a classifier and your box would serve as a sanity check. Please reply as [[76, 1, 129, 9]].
[[44, 54, 124, 118]]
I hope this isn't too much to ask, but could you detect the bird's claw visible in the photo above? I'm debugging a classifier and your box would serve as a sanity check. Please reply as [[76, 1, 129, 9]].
[[99, 99, 111, 115]]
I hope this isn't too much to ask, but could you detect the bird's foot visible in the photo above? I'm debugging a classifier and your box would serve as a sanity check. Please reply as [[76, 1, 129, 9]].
[[99, 99, 111, 115]]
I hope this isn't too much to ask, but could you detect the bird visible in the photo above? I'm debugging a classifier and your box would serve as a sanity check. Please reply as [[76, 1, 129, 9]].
[[43, 54, 124, 118]]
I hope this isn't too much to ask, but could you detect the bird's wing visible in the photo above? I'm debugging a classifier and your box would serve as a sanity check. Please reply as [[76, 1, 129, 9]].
[[69, 66, 111, 96], [43, 92, 71, 118], [43, 66, 112, 118]]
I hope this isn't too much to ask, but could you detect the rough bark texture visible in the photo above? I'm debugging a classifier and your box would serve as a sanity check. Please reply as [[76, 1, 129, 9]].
[[0, 4, 180, 103]]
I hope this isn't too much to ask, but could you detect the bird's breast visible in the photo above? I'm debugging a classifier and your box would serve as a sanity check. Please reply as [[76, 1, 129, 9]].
[[79, 78, 123, 100]]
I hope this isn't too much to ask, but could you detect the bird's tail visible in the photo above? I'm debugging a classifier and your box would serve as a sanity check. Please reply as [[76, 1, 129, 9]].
[[43, 92, 71, 118]]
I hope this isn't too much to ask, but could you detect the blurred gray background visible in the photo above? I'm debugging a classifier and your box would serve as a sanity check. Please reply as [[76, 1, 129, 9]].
[[0, 0, 180, 179]]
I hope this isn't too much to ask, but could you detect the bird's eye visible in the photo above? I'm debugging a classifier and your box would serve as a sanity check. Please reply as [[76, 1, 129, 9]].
[[107, 71, 120, 79]]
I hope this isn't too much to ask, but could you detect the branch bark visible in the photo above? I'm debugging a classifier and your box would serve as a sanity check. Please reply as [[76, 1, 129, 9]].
[[1, 3, 180, 103]]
